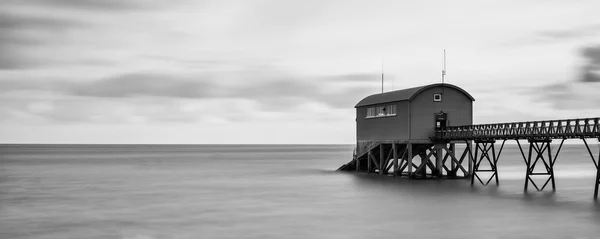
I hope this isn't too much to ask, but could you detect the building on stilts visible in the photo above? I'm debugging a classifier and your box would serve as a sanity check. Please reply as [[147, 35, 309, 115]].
[[338, 83, 475, 179]]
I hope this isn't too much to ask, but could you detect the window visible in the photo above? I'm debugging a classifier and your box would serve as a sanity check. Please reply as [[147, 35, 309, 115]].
[[366, 104, 397, 118], [367, 107, 376, 117], [434, 93, 442, 102]]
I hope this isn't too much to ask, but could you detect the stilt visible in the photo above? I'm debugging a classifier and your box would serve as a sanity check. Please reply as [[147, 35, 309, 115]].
[[438, 142, 469, 179], [471, 139, 504, 186], [395, 144, 409, 177], [517, 138, 562, 192], [392, 143, 398, 177], [356, 150, 360, 172], [450, 143, 456, 178], [583, 138, 600, 199], [467, 140, 473, 178], [379, 144, 384, 175], [435, 144, 443, 178], [407, 143, 413, 179], [367, 150, 372, 174]]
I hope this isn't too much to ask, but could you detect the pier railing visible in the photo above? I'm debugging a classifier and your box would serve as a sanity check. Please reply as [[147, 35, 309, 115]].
[[433, 117, 600, 141]]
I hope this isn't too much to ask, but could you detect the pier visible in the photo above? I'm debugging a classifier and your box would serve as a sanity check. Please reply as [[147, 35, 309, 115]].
[[434, 118, 600, 197], [337, 83, 600, 199]]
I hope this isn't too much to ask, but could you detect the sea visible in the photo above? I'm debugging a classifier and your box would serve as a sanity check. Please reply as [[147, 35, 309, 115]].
[[1, 144, 600, 239]]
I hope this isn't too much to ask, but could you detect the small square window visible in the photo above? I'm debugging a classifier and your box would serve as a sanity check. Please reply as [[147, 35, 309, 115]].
[[433, 93, 442, 102]]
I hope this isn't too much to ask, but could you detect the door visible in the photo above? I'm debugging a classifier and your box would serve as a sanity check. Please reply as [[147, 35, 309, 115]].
[[435, 111, 447, 129]]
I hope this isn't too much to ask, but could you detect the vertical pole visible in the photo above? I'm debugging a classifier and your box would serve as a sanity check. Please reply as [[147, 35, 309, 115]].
[[595, 138, 600, 199], [356, 149, 360, 172], [368, 150, 372, 174], [468, 141, 473, 178], [450, 143, 456, 178], [379, 144, 385, 175], [471, 142, 479, 185], [491, 142, 499, 186], [525, 141, 533, 192], [392, 143, 398, 177], [407, 143, 413, 179], [381, 57, 384, 93], [547, 142, 556, 191], [436, 144, 443, 178], [594, 165, 600, 199]]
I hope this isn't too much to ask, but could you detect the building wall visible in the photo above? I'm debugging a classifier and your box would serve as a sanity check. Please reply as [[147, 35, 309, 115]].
[[356, 101, 409, 142], [409, 86, 473, 140]]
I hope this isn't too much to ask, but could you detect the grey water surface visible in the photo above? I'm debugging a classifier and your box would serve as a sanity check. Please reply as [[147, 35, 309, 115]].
[[1, 144, 600, 239]]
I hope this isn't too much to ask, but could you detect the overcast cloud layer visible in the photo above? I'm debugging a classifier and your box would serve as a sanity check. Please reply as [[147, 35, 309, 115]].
[[1, 0, 600, 143]]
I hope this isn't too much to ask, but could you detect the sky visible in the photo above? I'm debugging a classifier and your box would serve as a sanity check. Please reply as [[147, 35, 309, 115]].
[[0, 0, 599, 144]]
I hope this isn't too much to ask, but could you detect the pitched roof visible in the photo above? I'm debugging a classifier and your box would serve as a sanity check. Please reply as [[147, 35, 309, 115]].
[[355, 83, 475, 108]]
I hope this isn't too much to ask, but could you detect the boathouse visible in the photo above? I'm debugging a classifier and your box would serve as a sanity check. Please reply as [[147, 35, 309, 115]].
[[339, 83, 475, 179], [355, 83, 475, 154]]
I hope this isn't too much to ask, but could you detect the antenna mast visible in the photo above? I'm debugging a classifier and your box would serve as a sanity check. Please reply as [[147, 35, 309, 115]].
[[381, 57, 384, 93], [442, 49, 446, 84]]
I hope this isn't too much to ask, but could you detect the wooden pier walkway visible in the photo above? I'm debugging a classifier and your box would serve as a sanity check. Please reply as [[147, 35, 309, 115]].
[[340, 117, 600, 199]]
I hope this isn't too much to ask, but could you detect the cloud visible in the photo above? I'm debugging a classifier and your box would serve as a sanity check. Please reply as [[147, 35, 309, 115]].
[[0, 70, 377, 124], [0, 11, 84, 31], [0, 0, 187, 69], [0, 10, 89, 69], [580, 45, 600, 82], [0, 70, 377, 107], [506, 24, 600, 47], [3, 0, 169, 11], [510, 44, 600, 115], [538, 24, 600, 41], [70, 73, 218, 98], [31, 0, 141, 10], [540, 82, 600, 111]]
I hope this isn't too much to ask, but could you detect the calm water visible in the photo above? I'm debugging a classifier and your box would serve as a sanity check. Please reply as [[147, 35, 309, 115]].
[[1, 144, 600, 239]]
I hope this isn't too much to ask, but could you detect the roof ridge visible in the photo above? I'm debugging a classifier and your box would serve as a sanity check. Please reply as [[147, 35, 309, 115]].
[[355, 83, 474, 108]]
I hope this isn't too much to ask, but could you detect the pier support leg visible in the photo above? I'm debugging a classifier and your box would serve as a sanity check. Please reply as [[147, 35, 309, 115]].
[[595, 164, 600, 199], [471, 139, 504, 186], [450, 143, 456, 178], [356, 151, 360, 172], [407, 143, 413, 179], [367, 149, 372, 174], [517, 139, 562, 192], [414, 145, 435, 178], [379, 144, 384, 175], [392, 143, 398, 177], [394, 144, 409, 177], [435, 144, 443, 178], [467, 141, 473, 178], [582, 138, 600, 199], [438, 142, 469, 179]]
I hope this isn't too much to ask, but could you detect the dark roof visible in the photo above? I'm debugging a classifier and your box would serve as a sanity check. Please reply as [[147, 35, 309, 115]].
[[355, 83, 475, 108]]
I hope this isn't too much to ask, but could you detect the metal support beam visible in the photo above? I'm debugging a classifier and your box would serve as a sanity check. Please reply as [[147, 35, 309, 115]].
[[517, 138, 561, 192], [450, 143, 456, 177], [367, 150, 373, 174], [468, 141, 473, 177], [379, 144, 384, 175], [392, 143, 398, 177], [407, 143, 413, 179], [595, 138, 600, 199], [439, 142, 469, 179], [395, 145, 409, 177], [356, 151, 360, 172], [471, 139, 503, 186], [435, 144, 443, 178], [583, 138, 600, 199]]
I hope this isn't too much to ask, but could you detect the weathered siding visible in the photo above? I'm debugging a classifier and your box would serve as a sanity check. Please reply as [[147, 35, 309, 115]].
[[356, 101, 409, 141], [409, 86, 473, 140]]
